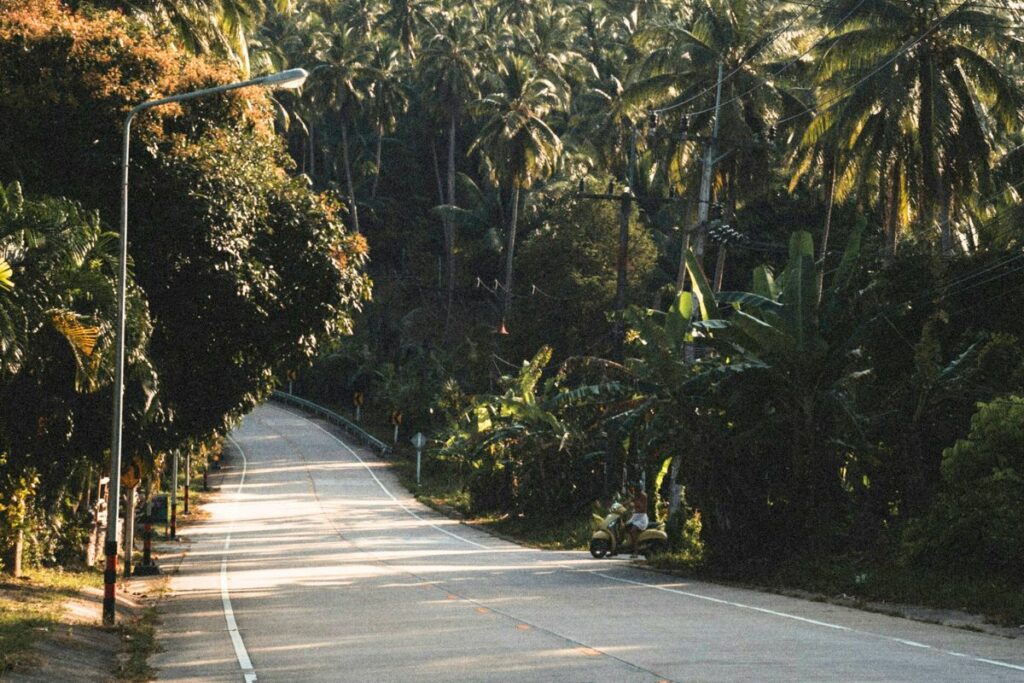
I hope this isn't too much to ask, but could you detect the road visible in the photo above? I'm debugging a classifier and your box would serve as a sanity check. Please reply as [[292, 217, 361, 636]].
[[152, 402, 1024, 682]]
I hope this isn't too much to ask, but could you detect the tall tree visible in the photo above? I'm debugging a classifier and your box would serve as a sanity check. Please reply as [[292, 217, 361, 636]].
[[806, 0, 1024, 254], [418, 14, 484, 328], [471, 54, 563, 331], [309, 17, 371, 233], [627, 0, 802, 282], [365, 41, 410, 201]]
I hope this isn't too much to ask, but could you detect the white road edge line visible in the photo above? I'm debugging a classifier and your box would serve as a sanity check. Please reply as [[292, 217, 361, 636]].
[[305, 419, 489, 549], [223, 435, 258, 682], [296, 407, 1024, 676], [584, 571, 1024, 673]]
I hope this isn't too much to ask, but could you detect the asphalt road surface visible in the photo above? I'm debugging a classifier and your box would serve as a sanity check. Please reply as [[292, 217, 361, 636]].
[[152, 402, 1024, 682]]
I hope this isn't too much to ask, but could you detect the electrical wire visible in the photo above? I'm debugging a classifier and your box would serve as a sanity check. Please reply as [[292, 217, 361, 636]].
[[671, 0, 870, 120], [651, 0, 818, 116], [775, 0, 974, 126]]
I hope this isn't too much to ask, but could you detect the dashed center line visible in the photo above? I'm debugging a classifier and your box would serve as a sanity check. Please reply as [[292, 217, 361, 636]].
[[281, 403, 1024, 678]]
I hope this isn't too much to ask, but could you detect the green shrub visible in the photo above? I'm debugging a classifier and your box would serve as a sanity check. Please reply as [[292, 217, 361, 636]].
[[902, 397, 1024, 578]]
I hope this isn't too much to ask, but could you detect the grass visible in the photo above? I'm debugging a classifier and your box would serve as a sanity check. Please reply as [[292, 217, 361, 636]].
[[114, 605, 159, 681], [392, 456, 472, 516], [765, 555, 1024, 627], [0, 566, 102, 673], [483, 513, 592, 551]]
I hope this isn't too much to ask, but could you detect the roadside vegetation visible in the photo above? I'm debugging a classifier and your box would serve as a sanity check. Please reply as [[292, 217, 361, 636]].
[[0, 567, 101, 673], [1, 0, 1023, 637], [0, 0, 369, 581]]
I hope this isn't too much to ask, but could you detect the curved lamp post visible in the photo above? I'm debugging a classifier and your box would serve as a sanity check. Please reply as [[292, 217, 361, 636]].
[[103, 68, 308, 625]]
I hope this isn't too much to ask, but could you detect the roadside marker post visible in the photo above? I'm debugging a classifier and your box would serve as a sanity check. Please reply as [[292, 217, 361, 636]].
[[120, 462, 141, 578], [183, 451, 190, 515], [353, 391, 364, 422], [411, 432, 427, 485], [391, 411, 403, 444], [134, 494, 161, 576], [169, 451, 178, 540]]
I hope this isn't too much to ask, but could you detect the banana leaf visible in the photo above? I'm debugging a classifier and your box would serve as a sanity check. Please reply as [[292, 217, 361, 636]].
[[717, 291, 783, 311], [752, 265, 777, 299], [684, 248, 719, 321], [780, 231, 820, 351], [666, 291, 694, 344]]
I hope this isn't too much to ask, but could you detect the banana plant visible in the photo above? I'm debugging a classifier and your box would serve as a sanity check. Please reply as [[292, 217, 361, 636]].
[[691, 223, 873, 559]]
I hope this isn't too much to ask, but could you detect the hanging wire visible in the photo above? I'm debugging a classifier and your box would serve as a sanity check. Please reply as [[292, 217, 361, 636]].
[[774, 0, 974, 127], [654, 0, 870, 118], [652, 0, 819, 116]]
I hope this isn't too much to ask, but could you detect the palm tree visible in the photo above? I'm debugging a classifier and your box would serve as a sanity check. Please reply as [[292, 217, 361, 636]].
[[308, 18, 371, 233], [92, 0, 278, 74], [806, 0, 1024, 254], [365, 41, 410, 200], [418, 14, 485, 327], [382, 0, 434, 58], [471, 54, 564, 331], [626, 0, 803, 284]]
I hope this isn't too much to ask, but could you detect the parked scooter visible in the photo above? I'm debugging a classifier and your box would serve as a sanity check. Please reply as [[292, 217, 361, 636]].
[[589, 501, 668, 558]]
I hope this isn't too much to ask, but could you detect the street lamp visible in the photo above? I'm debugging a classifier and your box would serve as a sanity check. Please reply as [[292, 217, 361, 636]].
[[103, 68, 308, 625]]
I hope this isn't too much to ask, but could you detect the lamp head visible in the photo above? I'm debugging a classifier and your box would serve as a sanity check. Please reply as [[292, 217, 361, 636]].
[[261, 68, 309, 90]]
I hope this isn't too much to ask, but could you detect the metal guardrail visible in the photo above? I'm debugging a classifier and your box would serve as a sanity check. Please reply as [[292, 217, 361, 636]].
[[270, 390, 393, 457]]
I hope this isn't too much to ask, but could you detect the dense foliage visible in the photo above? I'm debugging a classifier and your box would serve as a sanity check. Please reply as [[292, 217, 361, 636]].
[[240, 0, 1023, 580], [2, 0, 1023, 592], [0, 0, 369, 571]]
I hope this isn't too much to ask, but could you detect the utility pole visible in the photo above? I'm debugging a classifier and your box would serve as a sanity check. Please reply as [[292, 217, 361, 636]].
[[614, 127, 637, 360], [576, 179, 631, 359], [578, 124, 638, 361], [677, 60, 724, 291]]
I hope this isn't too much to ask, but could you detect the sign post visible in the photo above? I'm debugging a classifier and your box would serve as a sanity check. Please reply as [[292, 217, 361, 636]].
[[170, 451, 178, 540], [353, 391, 364, 422], [411, 432, 427, 485], [391, 411, 403, 444], [119, 461, 141, 578]]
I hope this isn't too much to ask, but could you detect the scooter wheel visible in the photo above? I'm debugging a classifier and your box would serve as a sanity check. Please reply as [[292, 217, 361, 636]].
[[589, 538, 611, 558]]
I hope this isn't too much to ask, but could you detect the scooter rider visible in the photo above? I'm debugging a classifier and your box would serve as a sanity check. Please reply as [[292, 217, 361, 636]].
[[626, 485, 648, 558]]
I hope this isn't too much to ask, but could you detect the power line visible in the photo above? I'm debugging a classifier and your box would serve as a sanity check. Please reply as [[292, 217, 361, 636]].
[[775, 0, 974, 126], [651, 1, 818, 116], [672, 0, 870, 120]]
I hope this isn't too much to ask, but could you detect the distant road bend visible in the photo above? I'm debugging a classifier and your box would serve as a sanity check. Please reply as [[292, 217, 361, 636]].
[[152, 403, 1024, 682]]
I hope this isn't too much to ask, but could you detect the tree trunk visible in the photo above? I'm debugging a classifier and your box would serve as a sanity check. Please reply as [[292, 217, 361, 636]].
[[940, 175, 954, 254], [123, 485, 136, 578], [501, 185, 521, 329], [882, 161, 897, 259], [430, 139, 445, 206], [340, 124, 360, 234], [445, 111, 457, 333], [918, 55, 946, 252], [668, 456, 683, 516], [371, 121, 384, 200], [818, 156, 837, 298], [613, 191, 631, 359], [713, 166, 736, 292], [4, 529, 24, 577], [309, 124, 316, 186], [713, 245, 727, 292]]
